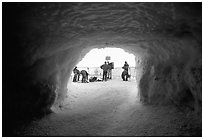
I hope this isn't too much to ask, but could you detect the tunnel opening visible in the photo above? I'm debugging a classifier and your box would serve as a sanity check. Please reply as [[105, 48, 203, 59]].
[[51, 47, 142, 112], [71, 47, 137, 81]]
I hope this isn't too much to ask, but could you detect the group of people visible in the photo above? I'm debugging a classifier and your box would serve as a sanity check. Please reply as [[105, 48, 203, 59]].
[[73, 67, 89, 83], [100, 61, 114, 81], [73, 61, 130, 83], [100, 61, 130, 81]]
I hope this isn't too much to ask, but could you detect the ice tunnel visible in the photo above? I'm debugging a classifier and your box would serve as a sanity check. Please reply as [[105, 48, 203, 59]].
[[3, 2, 202, 136]]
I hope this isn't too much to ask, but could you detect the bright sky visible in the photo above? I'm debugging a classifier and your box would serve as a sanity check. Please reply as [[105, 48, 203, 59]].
[[76, 48, 136, 67]]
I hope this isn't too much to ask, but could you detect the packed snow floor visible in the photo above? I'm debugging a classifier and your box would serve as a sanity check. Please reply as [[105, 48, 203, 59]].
[[16, 79, 201, 136]]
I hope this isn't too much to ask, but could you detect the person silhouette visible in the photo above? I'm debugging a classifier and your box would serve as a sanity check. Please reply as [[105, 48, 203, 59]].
[[122, 61, 130, 81], [100, 61, 109, 81]]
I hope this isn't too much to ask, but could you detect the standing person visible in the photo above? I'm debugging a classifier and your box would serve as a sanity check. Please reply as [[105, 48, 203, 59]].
[[100, 61, 109, 81], [107, 61, 111, 80], [107, 62, 114, 80], [122, 61, 130, 81], [73, 66, 80, 82]]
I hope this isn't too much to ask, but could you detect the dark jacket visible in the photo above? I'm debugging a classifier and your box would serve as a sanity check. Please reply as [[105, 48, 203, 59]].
[[100, 63, 109, 72], [122, 63, 129, 71], [81, 70, 88, 77], [73, 68, 80, 74]]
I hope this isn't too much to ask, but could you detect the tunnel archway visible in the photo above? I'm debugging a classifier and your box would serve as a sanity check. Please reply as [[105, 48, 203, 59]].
[[51, 47, 141, 112], [51, 44, 145, 109], [3, 2, 201, 136]]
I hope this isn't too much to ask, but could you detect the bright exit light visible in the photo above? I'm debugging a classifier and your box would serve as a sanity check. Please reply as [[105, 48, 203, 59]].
[[77, 48, 136, 67]]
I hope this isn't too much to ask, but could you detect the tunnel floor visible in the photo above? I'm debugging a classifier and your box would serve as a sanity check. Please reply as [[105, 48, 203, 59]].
[[15, 79, 201, 136]]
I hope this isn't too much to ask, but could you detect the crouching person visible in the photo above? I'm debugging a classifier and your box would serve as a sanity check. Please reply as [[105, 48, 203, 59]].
[[121, 69, 130, 81], [81, 70, 89, 83]]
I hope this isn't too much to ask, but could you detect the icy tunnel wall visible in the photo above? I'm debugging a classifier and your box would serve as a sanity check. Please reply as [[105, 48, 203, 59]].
[[138, 38, 201, 110], [3, 3, 201, 134]]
